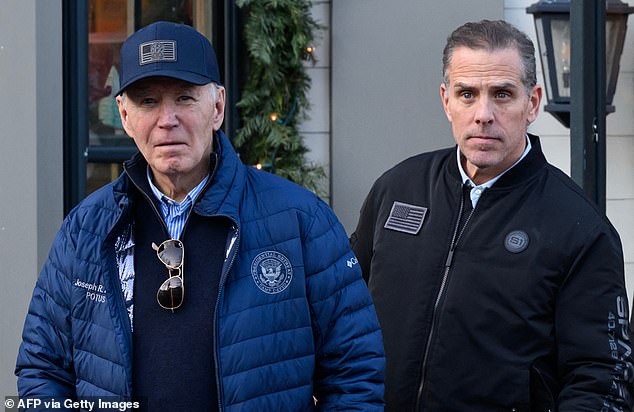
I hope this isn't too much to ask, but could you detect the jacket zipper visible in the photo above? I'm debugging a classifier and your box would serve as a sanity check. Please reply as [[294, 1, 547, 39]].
[[121, 154, 224, 398], [118, 168, 172, 398], [124, 172, 170, 236], [177, 152, 219, 239], [123, 152, 220, 240], [212, 221, 240, 412], [415, 188, 475, 410]]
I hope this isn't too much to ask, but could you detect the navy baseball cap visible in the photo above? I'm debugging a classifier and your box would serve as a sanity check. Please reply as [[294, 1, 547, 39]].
[[116, 21, 221, 96]]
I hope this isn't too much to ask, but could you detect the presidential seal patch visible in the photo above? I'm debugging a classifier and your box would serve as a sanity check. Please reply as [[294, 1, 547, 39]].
[[251, 251, 293, 294]]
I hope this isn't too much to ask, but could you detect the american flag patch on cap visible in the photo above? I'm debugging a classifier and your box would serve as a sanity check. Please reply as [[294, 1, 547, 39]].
[[139, 41, 177, 65], [384, 201, 427, 235]]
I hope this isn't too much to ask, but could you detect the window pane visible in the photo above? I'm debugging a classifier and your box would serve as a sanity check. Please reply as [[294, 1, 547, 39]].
[[140, 0, 194, 27], [88, 0, 130, 146], [87, 162, 124, 195]]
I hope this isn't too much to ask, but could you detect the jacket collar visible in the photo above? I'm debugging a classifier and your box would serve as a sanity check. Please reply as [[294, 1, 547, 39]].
[[114, 129, 245, 223], [447, 133, 547, 189], [194, 129, 244, 222]]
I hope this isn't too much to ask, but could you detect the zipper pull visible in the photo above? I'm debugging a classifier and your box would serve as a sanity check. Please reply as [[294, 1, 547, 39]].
[[445, 247, 455, 268]]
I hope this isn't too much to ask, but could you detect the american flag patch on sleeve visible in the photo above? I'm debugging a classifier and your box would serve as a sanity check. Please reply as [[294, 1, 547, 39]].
[[384, 201, 427, 235]]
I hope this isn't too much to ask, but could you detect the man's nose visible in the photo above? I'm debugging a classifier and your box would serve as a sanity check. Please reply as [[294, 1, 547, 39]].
[[474, 97, 494, 125], [157, 101, 179, 128]]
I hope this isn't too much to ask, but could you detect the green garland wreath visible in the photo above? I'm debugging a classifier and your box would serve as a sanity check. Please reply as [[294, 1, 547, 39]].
[[234, 0, 325, 196]]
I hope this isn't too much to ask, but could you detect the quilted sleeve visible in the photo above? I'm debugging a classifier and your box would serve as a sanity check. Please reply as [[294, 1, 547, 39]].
[[303, 199, 385, 411], [15, 220, 76, 400]]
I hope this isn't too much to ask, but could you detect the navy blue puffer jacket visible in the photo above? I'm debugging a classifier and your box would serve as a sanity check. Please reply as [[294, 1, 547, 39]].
[[16, 131, 385, 410]]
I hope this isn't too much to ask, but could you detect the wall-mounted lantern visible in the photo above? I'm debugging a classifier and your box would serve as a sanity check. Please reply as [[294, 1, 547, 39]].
[[527, 0, 633, 128]]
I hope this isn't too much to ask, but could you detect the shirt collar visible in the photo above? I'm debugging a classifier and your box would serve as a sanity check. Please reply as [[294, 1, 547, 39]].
[[457, 134, 532, 189], [147, 166, 210, 209]]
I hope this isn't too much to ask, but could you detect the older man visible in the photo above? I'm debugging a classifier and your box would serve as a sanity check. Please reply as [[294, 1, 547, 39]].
[[351, 19, 632, 411], [17, 21, 384, 411]]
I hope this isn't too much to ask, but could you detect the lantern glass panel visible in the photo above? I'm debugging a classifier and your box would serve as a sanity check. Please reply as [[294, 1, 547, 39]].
[[551, 18, 571, 98], [606, 19, 618, 78], [534, 16, 553, 101], [605, 15, 625, 103]]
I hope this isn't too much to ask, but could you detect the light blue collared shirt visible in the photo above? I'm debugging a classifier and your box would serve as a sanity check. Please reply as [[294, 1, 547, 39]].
[[147, 167, 210, 239], [457, 135, 532, 208]]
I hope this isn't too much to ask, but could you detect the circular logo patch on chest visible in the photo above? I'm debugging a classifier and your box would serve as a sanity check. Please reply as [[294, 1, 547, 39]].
[[504, 230, 530, 253], [251, 251, 293, 294]]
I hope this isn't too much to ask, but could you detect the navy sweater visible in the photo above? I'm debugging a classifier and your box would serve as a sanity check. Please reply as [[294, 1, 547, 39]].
[[131, 181, 228, 411]]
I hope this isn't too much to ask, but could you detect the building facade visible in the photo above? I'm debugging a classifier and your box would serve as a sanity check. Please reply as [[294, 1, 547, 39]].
[[1, 0, 632, 398]]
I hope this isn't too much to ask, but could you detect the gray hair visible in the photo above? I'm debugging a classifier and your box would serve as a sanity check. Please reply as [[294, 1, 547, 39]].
[[120, 81, 223, 107], [209, 82, 223, 104], [442, 19, 537, 94]]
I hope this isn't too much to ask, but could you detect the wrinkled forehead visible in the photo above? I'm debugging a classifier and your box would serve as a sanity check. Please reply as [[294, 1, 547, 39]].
[[124, 76, 205, 97]]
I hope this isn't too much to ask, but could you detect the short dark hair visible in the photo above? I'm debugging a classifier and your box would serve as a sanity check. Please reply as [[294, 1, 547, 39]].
[[442, 19, 537, 93]]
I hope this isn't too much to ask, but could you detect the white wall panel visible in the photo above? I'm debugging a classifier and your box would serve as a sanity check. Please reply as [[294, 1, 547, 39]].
[[607, 136, 634, 199], [301, 67, 330, 133], [301, 1, 331, 200]]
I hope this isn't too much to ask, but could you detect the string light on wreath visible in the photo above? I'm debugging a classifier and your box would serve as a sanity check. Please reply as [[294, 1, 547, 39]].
[[303, 45, 316, 62], [269, 98, 298, 127], [269, 113, 283, 124]]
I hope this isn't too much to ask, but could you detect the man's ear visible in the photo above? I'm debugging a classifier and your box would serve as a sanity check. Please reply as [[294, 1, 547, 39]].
[[212, 87, 226, 131], [116, 95, 134, 138], [440, 82, 452, 122], [527, 84, 542, 123]]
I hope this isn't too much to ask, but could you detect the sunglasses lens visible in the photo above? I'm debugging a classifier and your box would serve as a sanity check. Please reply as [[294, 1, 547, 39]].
[[157, 276, 183, 309], [158, 240, 183, 268]]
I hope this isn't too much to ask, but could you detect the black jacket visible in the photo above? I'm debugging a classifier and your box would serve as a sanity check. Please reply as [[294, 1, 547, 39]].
[[351, 135, 633, 411]]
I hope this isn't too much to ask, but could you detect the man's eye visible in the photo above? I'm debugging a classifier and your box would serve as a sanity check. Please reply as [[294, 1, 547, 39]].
[[460, 92, 473, 99], [496, 91, 511, 99], [140, 98, 157, 105], [178, 95, 194, 102]]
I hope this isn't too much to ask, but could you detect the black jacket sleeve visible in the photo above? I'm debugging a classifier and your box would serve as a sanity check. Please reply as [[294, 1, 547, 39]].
[[556, 223, 633, 411]]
